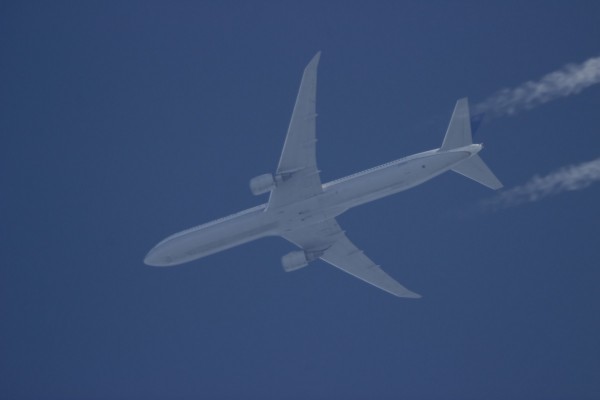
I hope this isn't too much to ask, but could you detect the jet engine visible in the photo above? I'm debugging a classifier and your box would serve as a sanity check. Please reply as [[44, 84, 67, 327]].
[[249, 173, 276, 196], [281, 251, 309, 272]]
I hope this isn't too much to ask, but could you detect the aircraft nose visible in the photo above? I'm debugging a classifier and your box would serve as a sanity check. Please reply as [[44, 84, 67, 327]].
[[144, 248, 159, 266], [144, 247, 170, 266]]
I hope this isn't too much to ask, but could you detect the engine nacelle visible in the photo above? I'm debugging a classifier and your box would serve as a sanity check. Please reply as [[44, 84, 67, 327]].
[[249, 173, 276, 196], [281, 251, 309, 272]]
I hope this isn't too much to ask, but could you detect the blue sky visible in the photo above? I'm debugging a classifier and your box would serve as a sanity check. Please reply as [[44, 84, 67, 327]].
[[2, 2, 599, 399]]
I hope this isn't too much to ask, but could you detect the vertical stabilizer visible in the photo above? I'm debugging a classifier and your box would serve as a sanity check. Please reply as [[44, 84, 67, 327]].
[[441, 98, 472, 150]]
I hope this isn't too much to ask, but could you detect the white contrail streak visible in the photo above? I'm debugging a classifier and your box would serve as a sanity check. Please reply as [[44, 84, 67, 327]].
[[473, 56, 600, 118], [482, 157, 600, 210]]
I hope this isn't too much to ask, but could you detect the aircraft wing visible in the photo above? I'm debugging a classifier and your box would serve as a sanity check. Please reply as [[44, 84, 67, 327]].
[[268, 52, 323, 209], [282, 219, 421, 298]]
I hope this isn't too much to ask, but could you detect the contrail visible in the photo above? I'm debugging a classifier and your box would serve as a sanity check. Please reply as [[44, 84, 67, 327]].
[[481, 157, 600, 210], [473, 56, 600, 119]]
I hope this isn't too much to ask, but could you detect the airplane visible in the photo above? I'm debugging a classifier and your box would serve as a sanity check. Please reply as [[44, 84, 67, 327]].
[[144, 52, 503, 298]]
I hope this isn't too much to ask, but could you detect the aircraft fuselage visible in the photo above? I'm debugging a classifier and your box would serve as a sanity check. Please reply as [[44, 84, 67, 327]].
[[144, 144, 481, 266]]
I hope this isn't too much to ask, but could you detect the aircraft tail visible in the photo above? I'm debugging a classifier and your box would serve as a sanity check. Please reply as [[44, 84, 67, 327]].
[[441, 98, 503, 190]]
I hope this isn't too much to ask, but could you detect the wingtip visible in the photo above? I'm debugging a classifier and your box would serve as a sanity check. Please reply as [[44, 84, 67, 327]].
[[303, 51, 322, 72], [311, 51, 321, 63], [397, 290, 422, 299], [312, 51, 321, 64]]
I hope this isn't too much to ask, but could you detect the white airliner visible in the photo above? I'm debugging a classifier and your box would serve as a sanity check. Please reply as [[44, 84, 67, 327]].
[[144, 52, 503, 298]]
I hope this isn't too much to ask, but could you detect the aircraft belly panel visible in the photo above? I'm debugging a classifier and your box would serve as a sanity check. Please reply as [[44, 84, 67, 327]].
[[324, 151, 470, 209]]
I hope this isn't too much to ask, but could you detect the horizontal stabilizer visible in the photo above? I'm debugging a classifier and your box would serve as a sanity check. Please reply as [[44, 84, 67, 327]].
[[452, 154, 503, 190]]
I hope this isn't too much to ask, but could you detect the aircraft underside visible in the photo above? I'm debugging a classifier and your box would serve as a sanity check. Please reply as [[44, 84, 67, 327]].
[[145, 52, 502, 298]]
